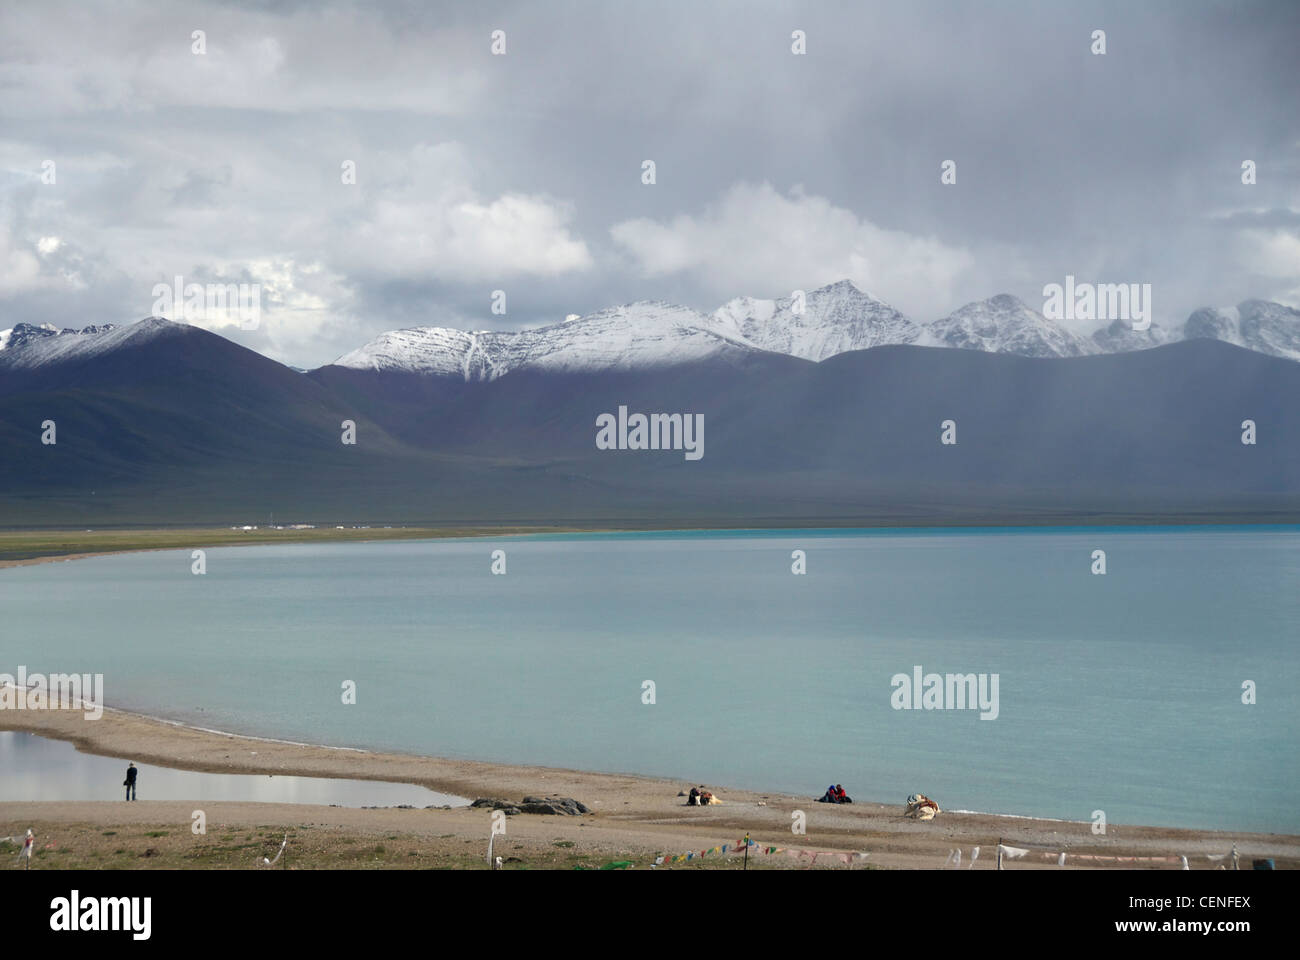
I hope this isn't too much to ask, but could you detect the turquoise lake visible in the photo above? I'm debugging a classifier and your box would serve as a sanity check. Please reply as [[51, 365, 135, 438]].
[[1, 527, 1296, 832]]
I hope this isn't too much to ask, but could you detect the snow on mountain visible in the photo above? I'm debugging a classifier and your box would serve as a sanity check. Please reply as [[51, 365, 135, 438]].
[[336, 281, 924, 379], [334, 301, 763, 379], [710, 295, 776, 338], [0, 322, 60, 353], [5, 288, 1295, 383], [333, 326, 488, 378], [1184, 306, 1242, 346], [0, 319, 180, 371], [494, 301, 761, 373], [711, 280, 922, 361], [330, 283, 1300, 379], [1091, 317, 1171, 353], [925, 294, 1098, 358], [1237, 300, 1300, 360], [1182, 300, 1300, 361]]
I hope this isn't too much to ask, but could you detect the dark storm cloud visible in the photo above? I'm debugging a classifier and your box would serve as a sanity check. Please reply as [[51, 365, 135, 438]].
[[1, 0, 1296, 365]]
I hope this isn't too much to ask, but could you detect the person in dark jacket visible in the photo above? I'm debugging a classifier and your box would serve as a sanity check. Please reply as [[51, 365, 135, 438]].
[[124, 762, 137, 801]]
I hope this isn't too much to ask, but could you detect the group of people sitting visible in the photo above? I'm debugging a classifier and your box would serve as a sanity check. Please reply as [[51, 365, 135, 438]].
[[686, 785, 718, 806], [904, 793, 940, 820], [817, 783, 852, 804]]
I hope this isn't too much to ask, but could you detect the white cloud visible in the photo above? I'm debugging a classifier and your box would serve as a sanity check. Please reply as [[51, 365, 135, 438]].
[[1238, 229, 1300, 278], [0, 225, 45, 295], [610, 182, 975, 316], [173, 259, 363, 365], [1236, 228, 1300, 307], [344, 143, 592, 281], [354, 192, 592, 281]]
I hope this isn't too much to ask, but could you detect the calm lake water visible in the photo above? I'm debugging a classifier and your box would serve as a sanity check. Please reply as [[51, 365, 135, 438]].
[[1, 528, 1296, 832], [0, 732, 465, 806]]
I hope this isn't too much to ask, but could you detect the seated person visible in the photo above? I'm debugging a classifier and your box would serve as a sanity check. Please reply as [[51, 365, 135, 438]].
[[835, 784, 851, 803], [818, 784, 838, 803]]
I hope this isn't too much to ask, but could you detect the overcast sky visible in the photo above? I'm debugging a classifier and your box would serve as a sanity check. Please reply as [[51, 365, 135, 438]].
[[1, 0, 1297, 367]]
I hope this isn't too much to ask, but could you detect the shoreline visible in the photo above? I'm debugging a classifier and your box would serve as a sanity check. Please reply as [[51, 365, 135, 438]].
[[3, 705, 1296, 870], [3, 521, 1299, 570], [1, 693, 1096, 829], [0, 525, 590, 569]]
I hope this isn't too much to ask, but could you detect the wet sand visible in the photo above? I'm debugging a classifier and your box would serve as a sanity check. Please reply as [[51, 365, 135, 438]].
[[0, 526, 575, 570]]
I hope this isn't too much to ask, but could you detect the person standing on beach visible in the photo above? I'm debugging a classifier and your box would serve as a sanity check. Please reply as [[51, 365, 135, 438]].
[[124, 762, 137, 801]]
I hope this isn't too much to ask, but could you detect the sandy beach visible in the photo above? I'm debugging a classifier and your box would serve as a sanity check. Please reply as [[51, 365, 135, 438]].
[[0, 526, 580, 570], [2, 706, 1295, 870]]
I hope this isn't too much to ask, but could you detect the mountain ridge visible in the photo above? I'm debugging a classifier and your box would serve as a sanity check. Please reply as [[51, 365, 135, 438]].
[[323, 282, 1300, 378], [3, 283, 1296, 376], [2, 331, 1298, 527]]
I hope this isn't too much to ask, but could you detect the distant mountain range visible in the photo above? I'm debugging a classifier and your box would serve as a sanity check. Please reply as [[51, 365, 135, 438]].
[[323, 281, 1299, 377], [4, 281, 1297, 376], [1, 283, 1298, 527]]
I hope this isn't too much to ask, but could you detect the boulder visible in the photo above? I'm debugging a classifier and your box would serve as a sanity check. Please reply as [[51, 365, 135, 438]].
[[469, 795, 589, 816], [519, 802, 562, 815]]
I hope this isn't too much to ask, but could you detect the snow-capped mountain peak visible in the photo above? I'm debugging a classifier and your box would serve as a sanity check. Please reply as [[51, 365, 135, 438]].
[[326, 281, 1300, 381], [334, 300, 763, 380], [1183, 300, 1300, 361], [925, 294, 1099, 358], [0, 319, 182, 371], [1090, 316, 1171, 353], [6, 289, 1298, 382], [334, 326, 487, 379], [710, 280, 921, 361], [333, 281, 927, 379]]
